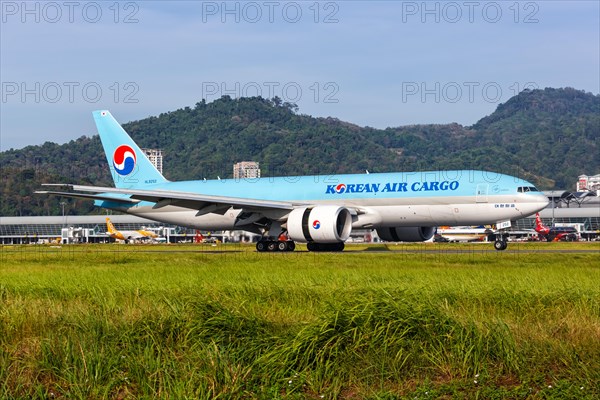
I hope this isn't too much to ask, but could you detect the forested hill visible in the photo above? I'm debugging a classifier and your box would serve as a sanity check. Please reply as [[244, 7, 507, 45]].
[[1, 87, 598, 216], [379, 88, 599, 189]]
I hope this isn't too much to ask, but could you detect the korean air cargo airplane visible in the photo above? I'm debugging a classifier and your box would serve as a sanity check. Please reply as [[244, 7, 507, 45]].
[[38, 110, 549, 252]]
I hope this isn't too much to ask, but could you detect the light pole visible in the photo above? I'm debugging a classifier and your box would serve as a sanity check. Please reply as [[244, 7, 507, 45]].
[[60, 201, 66, 228]]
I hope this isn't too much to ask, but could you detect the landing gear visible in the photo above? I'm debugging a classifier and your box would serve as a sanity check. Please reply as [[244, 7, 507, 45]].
[[493, 233, 508, 251], [256, 240, 295, 252], [494, 239, 508, 251], [256, 225, 297, 252], [278, 240, 294, 251], [255, 240, 345, 252], [306, 242, 345, 252], [256, 241, 266, 252]]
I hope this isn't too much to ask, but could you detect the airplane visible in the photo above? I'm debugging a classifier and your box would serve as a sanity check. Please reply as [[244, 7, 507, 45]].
[[534, 213, 578, 242], [37, 237, 62, 245], [105, 217, 159, 243], [37, 110, 549, 252], [434, 226, 493, 242]]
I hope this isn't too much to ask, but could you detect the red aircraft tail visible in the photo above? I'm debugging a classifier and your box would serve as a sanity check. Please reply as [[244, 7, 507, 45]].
[[534, 213, 550, 235]]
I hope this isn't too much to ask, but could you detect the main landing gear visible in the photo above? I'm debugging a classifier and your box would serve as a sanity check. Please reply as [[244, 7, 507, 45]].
[[255, 240, 346, 252], [256, 240, 296, 252], [256, 225, 345, 252]]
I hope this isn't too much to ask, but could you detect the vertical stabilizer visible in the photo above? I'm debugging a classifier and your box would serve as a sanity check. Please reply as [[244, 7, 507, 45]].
[[105, 217, 118, 235], [534, 213, 550, 235], [93, 110, 168, 188], [105, 217, 125, 240]]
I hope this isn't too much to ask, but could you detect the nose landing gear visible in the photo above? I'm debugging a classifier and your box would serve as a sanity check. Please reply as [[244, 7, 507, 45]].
[[494, 239, 508, 251], [493, 233, 508, 251]]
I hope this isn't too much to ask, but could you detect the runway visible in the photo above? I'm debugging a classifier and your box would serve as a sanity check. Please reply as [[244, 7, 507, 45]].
[[2, 242, 598, 257]]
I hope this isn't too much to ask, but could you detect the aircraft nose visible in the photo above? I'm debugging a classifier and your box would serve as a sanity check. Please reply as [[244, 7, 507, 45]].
[[524, 193, 549, 215], [535, 193, 550, 208]]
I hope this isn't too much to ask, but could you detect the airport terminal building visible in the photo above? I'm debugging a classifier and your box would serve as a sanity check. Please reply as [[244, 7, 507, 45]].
[[513, 191, 600, 238], [0, 215, 256, 245], [0, 215, 173, 245], [1, 191, 599, 244]]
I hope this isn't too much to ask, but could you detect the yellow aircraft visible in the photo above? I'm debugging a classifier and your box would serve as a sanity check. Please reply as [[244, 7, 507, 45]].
[[105, 218, 158, 243]]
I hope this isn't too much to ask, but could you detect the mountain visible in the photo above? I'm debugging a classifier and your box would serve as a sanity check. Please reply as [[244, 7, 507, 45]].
[[1, 88, 598, 216], [379, 88, 598, 188]]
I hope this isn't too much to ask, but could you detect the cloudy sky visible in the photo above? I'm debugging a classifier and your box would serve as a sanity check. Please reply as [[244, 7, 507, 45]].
[[1, 1, 598, 150]]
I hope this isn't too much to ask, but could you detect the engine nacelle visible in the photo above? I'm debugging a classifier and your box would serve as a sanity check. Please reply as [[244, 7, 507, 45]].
[[287, 206, 352, 243], [376, 226, 435, 242]]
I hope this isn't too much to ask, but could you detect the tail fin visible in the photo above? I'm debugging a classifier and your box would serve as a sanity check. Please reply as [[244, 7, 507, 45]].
[[93, 110, 168, 188], [106, 217, 118, 235], [534, 213, 548, 234], [106, 217, 126, 240]]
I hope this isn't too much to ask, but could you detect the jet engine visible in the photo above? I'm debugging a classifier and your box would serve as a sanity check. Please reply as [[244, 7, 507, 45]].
[[376, 226, 435, 242], [287, 206, 352, 243]]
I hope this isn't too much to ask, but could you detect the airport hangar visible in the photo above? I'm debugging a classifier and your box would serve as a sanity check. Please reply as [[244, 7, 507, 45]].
[[1, 191, 599, 245]]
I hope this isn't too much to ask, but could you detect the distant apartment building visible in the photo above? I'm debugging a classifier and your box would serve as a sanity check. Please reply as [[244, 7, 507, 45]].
[[142, 148, 163, 174], [576, 174, 600, 194], [233, 161, 261, 179]]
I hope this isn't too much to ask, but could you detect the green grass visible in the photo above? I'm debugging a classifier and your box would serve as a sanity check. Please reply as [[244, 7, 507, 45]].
[[1, 243, 599, 399]]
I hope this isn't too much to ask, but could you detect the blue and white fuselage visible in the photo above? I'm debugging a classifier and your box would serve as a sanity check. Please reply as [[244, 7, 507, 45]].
[[38, 110, 549, 251], [94, 171, 547, 229]]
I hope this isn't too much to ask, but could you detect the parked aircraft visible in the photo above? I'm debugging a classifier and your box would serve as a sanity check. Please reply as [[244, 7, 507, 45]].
[[105, 217, 158, 243], [534, 213, 578, 242], [38, 237, 62, 245], [434, 226, 493, 242], [37, 110, 549, 251]]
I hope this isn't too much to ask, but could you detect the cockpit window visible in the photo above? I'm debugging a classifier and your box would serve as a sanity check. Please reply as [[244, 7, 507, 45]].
[[517, 186, 539, 193]]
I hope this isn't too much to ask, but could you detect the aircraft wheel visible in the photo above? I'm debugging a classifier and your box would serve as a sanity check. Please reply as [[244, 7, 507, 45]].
[[277, 241, 288, 251], [286, 241, 296, 251], [494, 240, 507, 251], [267, 241, 277, 252], [256, 241, 266, 252]]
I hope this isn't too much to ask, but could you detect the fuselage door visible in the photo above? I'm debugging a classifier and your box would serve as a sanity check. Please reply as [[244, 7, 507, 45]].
[[476, 184, 488, 203]]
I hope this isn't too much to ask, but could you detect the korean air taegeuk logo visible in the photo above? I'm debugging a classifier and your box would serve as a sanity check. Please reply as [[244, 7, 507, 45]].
[[113, 145, 136, 176]]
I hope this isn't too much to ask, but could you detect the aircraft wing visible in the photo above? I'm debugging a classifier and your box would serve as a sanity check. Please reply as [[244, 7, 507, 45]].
[[35, 189, 140, 204], [39, 184, 297, 216]]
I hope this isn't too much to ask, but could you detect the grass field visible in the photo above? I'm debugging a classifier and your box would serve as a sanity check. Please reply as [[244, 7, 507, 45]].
[[1, 242, 599, 399]]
